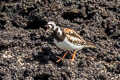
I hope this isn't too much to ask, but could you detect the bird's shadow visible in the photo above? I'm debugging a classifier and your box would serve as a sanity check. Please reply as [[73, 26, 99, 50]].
[[30, 47, 70, 65], [31, 47, 54, 64]]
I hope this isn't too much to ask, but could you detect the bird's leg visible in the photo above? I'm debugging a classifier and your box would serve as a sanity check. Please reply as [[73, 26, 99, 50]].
[[56, 52, 68, 63], [71, 50, 77, 62]]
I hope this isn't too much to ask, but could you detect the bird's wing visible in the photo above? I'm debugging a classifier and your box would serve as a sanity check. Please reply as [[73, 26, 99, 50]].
[[63, 28, 87, 45], [63, 28, 96, 48]]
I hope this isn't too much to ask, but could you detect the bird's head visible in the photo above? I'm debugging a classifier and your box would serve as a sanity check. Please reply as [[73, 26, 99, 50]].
[[46, 21, 58, 32], [46, 21, 62, 35]]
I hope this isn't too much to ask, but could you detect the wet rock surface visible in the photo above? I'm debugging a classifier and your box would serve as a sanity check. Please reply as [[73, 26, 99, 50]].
[[0, 0, 120, 80]]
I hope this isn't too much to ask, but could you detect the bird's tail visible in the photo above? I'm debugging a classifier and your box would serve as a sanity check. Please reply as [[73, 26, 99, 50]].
[[84, 44, 96, 48], [84, 41, 96, 48]]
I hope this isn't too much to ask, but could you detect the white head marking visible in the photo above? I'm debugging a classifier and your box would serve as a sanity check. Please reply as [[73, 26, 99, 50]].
[[47, 21, 57, 30]]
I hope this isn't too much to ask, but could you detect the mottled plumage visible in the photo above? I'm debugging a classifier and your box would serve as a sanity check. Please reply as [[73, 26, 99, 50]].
[[63, 28, 96, 48]]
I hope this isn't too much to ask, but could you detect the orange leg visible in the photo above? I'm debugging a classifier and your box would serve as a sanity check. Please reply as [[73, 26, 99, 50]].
[[56, 52, 68, 63], [71, 50, 77, 62]]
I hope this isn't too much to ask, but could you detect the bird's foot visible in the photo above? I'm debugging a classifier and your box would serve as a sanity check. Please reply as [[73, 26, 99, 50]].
[[56, 52, 68, 63], [71, 50, 77, 62]]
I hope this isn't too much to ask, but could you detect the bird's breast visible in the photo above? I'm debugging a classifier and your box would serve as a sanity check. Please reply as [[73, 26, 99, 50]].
[[54, 37, 84, 51]]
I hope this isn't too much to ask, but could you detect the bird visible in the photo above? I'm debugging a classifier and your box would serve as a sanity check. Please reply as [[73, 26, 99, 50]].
[[46, 21, 96, 63]]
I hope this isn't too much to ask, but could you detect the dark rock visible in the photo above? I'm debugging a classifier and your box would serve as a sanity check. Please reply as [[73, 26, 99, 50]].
[[0, 0, 120, 80]]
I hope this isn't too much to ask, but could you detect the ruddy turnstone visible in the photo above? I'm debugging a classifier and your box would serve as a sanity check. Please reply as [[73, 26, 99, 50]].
[[46, 21, 96, 62]]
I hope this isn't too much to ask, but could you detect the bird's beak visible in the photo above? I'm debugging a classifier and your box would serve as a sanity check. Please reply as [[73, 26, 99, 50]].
[[46, 25, 50, 33]]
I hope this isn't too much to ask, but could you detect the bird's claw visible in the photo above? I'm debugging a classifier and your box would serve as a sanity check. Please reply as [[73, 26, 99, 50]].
[[56, 56, 64, 63]]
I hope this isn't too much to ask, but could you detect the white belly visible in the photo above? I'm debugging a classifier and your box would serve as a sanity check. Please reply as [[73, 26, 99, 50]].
[[54, 37, 84, 51]]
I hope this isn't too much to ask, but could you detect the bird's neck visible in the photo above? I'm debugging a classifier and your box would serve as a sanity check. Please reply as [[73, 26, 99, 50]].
[[53, 27, 65, 42], [54, 26, 62, 36]]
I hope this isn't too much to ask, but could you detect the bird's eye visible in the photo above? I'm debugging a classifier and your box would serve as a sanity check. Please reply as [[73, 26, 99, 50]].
[[49, 24, 54, 28]]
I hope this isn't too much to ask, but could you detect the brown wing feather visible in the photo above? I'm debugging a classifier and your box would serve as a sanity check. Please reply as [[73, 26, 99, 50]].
[[63, 28, 96, 48], [63, 28, 87, 45]]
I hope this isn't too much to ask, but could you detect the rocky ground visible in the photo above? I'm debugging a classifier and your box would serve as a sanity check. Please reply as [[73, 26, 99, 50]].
[[0, 0, 120, 80]]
